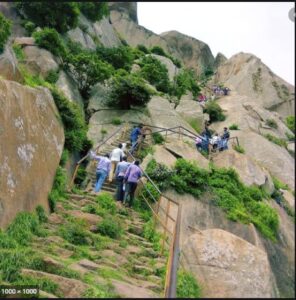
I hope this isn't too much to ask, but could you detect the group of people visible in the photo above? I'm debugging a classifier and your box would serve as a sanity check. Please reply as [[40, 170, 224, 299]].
[[212, 85, 230, 96], [89, 144, 142, 207], [195, 123, 230, 154]]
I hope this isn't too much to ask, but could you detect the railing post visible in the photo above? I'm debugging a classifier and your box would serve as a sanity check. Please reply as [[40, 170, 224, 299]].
[[69, 163, 80, 189], [236, 136, 240, 147], [161, 199, 171, 255]]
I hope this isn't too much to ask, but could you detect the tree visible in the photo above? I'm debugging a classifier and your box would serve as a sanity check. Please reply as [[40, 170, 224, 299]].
[[78, 2, 109, 22], [15, 2, 79, 33], [64, 52, 113, 99], [107, 73, 152, 110], [0, 12, 11, 53], [173, 69, 200, 99]]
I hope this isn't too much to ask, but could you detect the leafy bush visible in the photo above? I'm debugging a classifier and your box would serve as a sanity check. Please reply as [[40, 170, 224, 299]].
[[137, 44, 150, 54], [139, 55, 171, 93], [33, 28, 67, 58], [234, 144, 245, 154], [152, 132, 165, 144], [285, 131, 295, 141], [74, 165, 87, 186], [286, 116, 295, 133], [111, 118, 122, 125], [146, 159, 172, 190], [177, 270, 201, 298], [48, 166, 67, 212], [107, 73, 152, 109], [96, 45, 135, 71], [12, 43, 25, 61], [97, 217, 122, 239], [229, 124, 239, 130], [23, 20, 36, 36], [143, 219, 161, 252], [60, 149, 69, 167], [59, 221, 89, 245], [35, 205, 48, 223], [272, 176, 289, 191], [265, 118, 278, 129], [78, 2, 109, 22], [50, 87, 90, 152], [0, 12, 11, 53], [64, 52, 113, 98], [45, 69, 59, 84], [263, 133, 287, 148], [150, 45, 167, 56], [15, 2, 79, 33], [95, 193, 117, 215], [203, 101, 226, 122]]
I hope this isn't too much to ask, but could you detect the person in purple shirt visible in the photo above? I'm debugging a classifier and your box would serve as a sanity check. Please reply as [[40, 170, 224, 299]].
[[89, 150, 111, 194], [123, 160, 142, 207]]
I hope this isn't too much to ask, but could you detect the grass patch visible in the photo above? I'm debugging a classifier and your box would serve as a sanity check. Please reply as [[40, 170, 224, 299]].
[[12, 43, 25, 61], [229, 124, 239, 130], [97, 217, 122, 239], [152, 132, 165, 144], [58, 220, 90, 245], [233, 144, 245, 154], [177, 270, 201, 298], [265, 118, 278, 129], [264, 133, 287, 148], [111, 118, 122, 125]]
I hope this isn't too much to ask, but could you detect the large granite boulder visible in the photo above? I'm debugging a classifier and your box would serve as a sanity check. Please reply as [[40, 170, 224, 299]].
[[150, 54, 179, 81], [212, 149, 274, 194], [214, 52, 294, 118], [87, 83, 110, 113], [0, 79, 64, 228], [183, 229, 277, 298], [0, 45, 23, 82], [214, 52, 227, 69], [66, 27, 96, 50], [23, 45, 59, 78]]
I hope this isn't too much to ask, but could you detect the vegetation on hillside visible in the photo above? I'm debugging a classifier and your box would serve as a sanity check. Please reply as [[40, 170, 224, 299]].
[[286, 116, 295, 133], [146, 158, 279, 241], [203, 101, 226, 122], [0, 12, 11, 53]]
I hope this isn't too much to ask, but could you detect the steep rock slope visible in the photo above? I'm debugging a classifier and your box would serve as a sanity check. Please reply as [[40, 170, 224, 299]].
[[0, 79, 64, 228]]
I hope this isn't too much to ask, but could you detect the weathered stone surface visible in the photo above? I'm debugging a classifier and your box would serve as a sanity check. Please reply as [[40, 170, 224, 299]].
[[212, 149, 274, 194], [42, 256, 64, 269], [111, 279, 158, 298], [0, 80, 64, 228], [281, 189, 295, 208], [56, 71, 84, 112], [152, 145, 177, 168], [149, 54, 179, 81], [22, 46, 59, 78], [183, 229, 277, 298], [48, 213, 64, 225], [78, 259, 99, 271], [21, 269, 89, 298], [87, 83, 110, 113], [287, 142, 294, 154], [214, 52, 294, 118], [214, 52, 227, 69], [0, 45, 23, 82], [108, 2, 138, 23], [14, 37, 35, 47], [66, 27, 96, 50], [164, 139, 209, 170], [67, 210, 102, 226]]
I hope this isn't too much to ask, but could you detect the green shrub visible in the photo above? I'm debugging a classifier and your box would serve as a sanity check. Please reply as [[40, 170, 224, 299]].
[[264, 133, 287, 148], [265, 118, 278, 129], [15, 2, 79, 33], [59, 221, 89, 245], [0, 12, 11, 53], [229, 124, 239, 130], [177, 270, 201, 298], [286, 116, 295, 133], [139, 55, 171, 93], [78, 2, 109, 22], [23, 20, 36, 36], [0, 230, 18, 249], [50, 87, 89, 152], [64, 52, 113, 98], [111, 118, 122, 125], [234, 144, 245, 154], [60, 149, 69, 167], [150, 45, 167, 57], [143, 219, 161, 252], [203, 101, 226, 122], [33, 28, 67, 58], [107, 73, 152, 109], [6, 212, 40, 246], [137, 44, 150, 54], [96, 45, 135, 71], [146, 159, 172, 190], [172, 69, 200, 99], [74, 165, 87, 186], [12, 44, 25, 61], [95, 193, 117, 215], [285, 131, 295, 141], [97, 217, 122, 239], [35, 205, 48, 223], [272, 176, 289, 191], [45, 69, 59, 84], [152, 132, 165, 144]]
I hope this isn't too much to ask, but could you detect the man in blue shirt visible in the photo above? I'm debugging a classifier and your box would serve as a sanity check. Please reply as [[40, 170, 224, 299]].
[[130, 125, 142, 154]]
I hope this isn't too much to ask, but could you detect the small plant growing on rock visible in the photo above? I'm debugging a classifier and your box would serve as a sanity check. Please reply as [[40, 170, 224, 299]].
[[0, 12, 11, 53], [265, 118, 278, 129], [152, 132, 165, 144], [234, 144, 245, 154], [111, 118, 122, 126], [203, 101, 226, 122], [97, 217, 122, 239], [229, 124, 239, 130]]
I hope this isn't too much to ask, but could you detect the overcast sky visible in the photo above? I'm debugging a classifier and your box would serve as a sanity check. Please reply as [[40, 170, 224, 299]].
[[138, 2, 295, 85]]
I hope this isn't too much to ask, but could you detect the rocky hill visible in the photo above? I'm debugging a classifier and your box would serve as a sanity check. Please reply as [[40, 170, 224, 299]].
[[0, 1, 295, 298]]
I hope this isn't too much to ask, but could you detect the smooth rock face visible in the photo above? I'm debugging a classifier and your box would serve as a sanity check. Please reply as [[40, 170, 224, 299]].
[[0, 79, 64, 228], [23, 46, 59, 77], [212, 149, 274, 194], [214, 52, 295, 118], [66, 27, 96, 50], [87, 83, 110, 113], [183, 229, 277, 298], [0, 45, 23, 82]]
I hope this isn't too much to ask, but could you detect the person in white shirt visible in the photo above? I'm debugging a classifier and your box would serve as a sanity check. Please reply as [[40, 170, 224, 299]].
[[211, 133, 221, 151], [108, 143, 124, 182]]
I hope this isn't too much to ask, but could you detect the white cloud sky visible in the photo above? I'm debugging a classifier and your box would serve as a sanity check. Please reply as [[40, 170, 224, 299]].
[[138, 2, 295, 85]]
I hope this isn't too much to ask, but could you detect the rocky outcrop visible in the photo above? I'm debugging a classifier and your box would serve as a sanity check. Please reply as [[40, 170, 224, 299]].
[[23, 45, 59, 78], [66, 27, 96, 50], [149, 54, 179, 81], [214, 52, 227, 69], [108, 2, 138, 24], [87, 83, 110, 113], [0, 79, 64, 228], [183, 229, 277, 298], [0, 45, 23, 82], [212, 149, 274, 194], [160, 31, 215, 75], [214, 52, 295, 118]]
